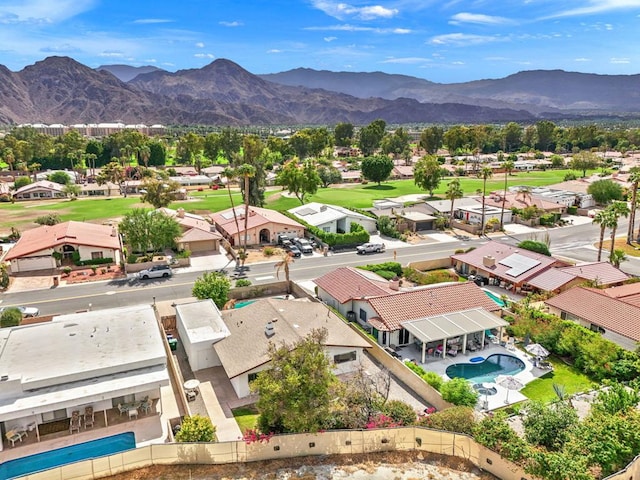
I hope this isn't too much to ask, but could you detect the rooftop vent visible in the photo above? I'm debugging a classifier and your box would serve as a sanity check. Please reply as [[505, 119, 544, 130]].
[[265, 322, 275, 337], [482, 255, 496, 268], [0, 375, 8, 382]]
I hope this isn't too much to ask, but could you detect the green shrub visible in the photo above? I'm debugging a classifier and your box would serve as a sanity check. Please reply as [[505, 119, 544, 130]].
[[417, 406, 476, 435], [0, 308, 22, 328], [175, 249, 191, 259], [517, 240, 551, 256], [76, 257, 113, 266], [280, 210, 369, 247], [440, 378, 479, 407], [402, 267, 457, 285], [35, 213, 62, 226], [377, 215, 402, 239], [374, 270, 397, 280], [358, 262, 403, 277], [422, 371, 444, 391], [567, 205, 578, 215], [235, 279, 252, 287], [127, 254, 139, 264], [380, 399, 417, 426]]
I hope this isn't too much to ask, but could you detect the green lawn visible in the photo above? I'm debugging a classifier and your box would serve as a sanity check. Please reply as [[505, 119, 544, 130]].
[[0, 169, 577, 232], [232, 406, 259, 433], [520, 356, 596, 403]]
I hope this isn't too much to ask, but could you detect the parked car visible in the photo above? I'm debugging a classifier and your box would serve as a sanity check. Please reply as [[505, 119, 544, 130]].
[[356, 242, 386, 254], [0, 305, 40, 317], [284, 244, 302, 257], [294, 238, 314, 254], [277, 233, 292, 245], [137, 265, 173, 280]]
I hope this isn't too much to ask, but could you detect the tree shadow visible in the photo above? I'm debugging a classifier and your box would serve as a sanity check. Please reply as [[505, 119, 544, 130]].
[[361, 184, 396, 191]]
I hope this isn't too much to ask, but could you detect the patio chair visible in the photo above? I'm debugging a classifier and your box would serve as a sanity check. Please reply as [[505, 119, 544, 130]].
[[69, 415, 81, 434], [5, 430, 26, 447], [140, 399, 151, 414], [84, 406, 95, 428], [117, 403, 128, 416]]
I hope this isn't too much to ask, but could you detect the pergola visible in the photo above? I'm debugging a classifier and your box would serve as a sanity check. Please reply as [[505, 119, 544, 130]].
[[402, 308, 509, 363]]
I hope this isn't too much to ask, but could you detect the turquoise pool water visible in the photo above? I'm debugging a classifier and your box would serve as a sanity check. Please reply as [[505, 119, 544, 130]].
[[445, 354, 525, 384], [235, 299, 256, 308], [483, 289, 507, 307], [0, 432, 136, 480]]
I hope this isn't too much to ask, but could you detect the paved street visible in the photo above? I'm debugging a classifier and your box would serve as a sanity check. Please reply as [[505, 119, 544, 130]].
[[2, 218, 639, 316]]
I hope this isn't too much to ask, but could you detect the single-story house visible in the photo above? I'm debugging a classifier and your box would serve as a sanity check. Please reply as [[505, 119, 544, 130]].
[[525, 261, 629, 293], [455, 203, 512, 227], [316, 266, 503, 352], [368, 203, 436, 231], [451, 240, 563, 293], [545, 286, 640, 350], [289, 202, 378, 234], [600, 282, 640, 307], [158, 207, 222, 253], [169, 175, 212, 187], [341, 170, 362, 183], [4, 221, 123, 273], [13, 181, 66, 201], [391, 165, 414, 179], [175, 299, 230, 372], [424, 197, 483, 217], [214, 298, 371, 398], [211, 206, 304, 246], [80, 182, 121, 197], [0, 305, 169, 450], [483, 191, 566, 214]]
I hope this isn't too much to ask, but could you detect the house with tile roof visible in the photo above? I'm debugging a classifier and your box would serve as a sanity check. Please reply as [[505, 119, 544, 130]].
[[451, 240, 564, 293], [545, 286, 640, 350], [526, 261, 629, 293], [289, 202, 378, 234], [483, 191, 566, 214], [4, 221, 123, 273], [158, 207, 222, 253], [211, 206, 304, 247], [601, 282, 640, 308], [13, 180, 66, 201], [214, 298, 371, 398]]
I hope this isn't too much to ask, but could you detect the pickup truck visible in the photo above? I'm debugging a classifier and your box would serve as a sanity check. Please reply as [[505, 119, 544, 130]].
[[356, 242, 386, 254]]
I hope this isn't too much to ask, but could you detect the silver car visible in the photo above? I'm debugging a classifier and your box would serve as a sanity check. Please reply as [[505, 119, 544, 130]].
[[137, 265, 173, 279], [0, 305, 40, 317]]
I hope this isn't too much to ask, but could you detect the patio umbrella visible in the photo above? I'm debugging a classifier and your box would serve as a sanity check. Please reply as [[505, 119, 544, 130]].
[[525, 343, 549, 357], [495, 375, 524, 404]]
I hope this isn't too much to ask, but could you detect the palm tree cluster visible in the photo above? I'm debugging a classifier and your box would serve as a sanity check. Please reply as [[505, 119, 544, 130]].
[[593, 201, 630, 267]]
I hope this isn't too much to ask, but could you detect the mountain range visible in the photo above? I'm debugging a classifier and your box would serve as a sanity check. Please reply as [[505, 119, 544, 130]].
[[1, 56, 639, 127]]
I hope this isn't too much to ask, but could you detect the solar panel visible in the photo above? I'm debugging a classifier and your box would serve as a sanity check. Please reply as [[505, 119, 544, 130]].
[[499, 253, 541, 277]]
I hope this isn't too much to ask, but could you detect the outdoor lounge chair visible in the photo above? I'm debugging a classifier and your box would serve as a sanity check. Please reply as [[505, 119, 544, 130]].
[[5, 429, 27, 447], [84, 406, 94, 428], [117, 403, 128, 416]]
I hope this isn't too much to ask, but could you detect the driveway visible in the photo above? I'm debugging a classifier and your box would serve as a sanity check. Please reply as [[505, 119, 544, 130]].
[[7, 272, 54, 293]]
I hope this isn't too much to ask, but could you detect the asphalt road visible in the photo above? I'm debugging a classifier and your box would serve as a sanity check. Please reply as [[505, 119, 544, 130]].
[[3, 219, 639, 316]]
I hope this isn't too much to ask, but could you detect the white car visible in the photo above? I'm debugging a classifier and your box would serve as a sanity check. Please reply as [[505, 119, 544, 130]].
[[137, 265, 173, 280], [0, 305, 40, 317]]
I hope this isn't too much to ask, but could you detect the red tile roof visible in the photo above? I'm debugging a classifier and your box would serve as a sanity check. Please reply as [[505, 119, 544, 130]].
[[527, 261, 629, 291], [211, 206, 303, 236], [545, 287, 640, 342], [5, 221, 121, 260], [451, 240, 558, 283], [602, 283, 640, 308], [314, 267, 396, 304], [367, 282, 501, 331], [484, 192, 564, 212]]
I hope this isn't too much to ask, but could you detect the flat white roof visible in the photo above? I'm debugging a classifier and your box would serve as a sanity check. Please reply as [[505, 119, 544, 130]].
[[0, 305, 166, 391], [176, 299, 230, 345]]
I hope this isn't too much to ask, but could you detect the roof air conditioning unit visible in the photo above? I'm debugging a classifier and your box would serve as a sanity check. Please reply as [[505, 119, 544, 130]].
[[265, 322, 275, 337], [482, 255, 496, 268]]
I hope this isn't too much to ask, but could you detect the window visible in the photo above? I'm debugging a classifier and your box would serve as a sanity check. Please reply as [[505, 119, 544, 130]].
[[91, 251, 104, 260], [334, 351, 357, 364], [399, 328, 410, 345], [359, 308, 367, 322], [382, 331, 387, 345], [590, 324, 605, 334], [41, 409, 67, 423], [322, 226, 331, 233]]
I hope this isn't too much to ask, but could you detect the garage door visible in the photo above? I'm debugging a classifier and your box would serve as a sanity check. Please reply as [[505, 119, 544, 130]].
[[15, 256, 56, 272], [188, 240, 217, 253]]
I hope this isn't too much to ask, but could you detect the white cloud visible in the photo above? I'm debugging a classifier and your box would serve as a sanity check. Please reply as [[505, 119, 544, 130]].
[[219, 20, 243, 27], [449, 12, 514, 25], [0, 0, 96, 24], [451, 61, 465, 65], [429, 33, 505, 46], [195, 42, 205, 48], [544, 0, 640, 19], [145, 59, 157, 63], [610, 57, 630, 63], [392, 28, 412, 34], [306, 24, 410, 34], [380, 57, 431, 64], [324, 36, 337, 42], [194, 53, 215, 59], [133, 18, 173, 24], [311, 1, 398, 20], [98, 51, 125, 58], [40, 43, 80, 53], [574, 57, 591, 62], [267, 49, 282, 53]]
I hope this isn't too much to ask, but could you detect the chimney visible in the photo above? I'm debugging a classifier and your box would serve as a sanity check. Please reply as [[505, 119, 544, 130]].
[[265, 322, 275, 337], [177, 208, 185, 218], [482, 255, 496, 268], [389, 279, 400, 291]]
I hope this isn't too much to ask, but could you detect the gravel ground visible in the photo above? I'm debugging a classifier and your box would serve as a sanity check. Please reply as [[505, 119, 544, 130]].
[[105, 451, 498, 480]]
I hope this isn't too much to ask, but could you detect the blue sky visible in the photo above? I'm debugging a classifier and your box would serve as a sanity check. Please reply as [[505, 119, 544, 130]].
[[0, 0, 639, 83]]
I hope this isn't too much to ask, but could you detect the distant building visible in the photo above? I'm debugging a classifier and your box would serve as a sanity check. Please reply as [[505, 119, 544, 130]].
[[289, 202, 377, 234]]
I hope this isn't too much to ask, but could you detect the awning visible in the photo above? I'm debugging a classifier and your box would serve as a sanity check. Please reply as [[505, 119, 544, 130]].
[[401, 308, 508, 344]]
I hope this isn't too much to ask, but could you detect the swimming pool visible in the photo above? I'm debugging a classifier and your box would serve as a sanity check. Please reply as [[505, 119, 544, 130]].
[[483, 289, 507, 307], [445, 354, 525, 384], [235, 299, 256, 308], [0, 432, 136, 480]]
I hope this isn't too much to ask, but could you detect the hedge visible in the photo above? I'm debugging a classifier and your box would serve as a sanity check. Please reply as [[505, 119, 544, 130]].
[[358, 262, 403, 277], [280, 210, 369, 247], [76, 257, 113, 266]]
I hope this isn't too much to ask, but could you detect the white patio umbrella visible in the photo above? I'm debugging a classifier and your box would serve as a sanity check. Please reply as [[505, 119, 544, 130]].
[[495, 374, 524, 404], [525, 343, 549, 357]]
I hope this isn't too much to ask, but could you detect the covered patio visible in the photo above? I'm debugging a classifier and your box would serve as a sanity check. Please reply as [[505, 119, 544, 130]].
[[401, 308, 509, 363]]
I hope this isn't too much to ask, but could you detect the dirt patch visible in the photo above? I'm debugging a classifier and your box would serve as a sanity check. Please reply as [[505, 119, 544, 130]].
[[103, 451, 497, 480], [242, 247, 288, 265], [62, 266, 125, 284]]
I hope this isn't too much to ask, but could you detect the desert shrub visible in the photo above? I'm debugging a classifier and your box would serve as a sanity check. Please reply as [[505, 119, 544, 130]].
[[374, 270, 397, 280], [35, 213, 62, 226], [235, 279, 252, 287], [473, 411, 531, 463], [127, 254, 139, 264], [358, 262, 403, 277], [379, 399, 417, 426], [417, 406, 476, 435], [517, 240, 551, 256], [440, 378, 479, 407], [0, 264, 9, 289], [454, 248, 465, 254], [402, 267, 457, 285], [377, 215, 402, 239], [567, 205, 578, 215], [175, 249, 191, 259], [175, 415, 216, 442], [422, 371, 443, 391], [263, 246, 276, 256], [0, 308, 22, 328]]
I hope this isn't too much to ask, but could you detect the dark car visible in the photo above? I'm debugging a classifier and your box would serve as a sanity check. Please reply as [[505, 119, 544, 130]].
[[294, 238, 313, 254], [285, 244, 302, 257], [277, 233, 291, 245]]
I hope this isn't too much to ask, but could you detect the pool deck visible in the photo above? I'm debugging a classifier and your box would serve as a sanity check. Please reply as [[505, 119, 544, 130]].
[[394, 341, 547, 411]]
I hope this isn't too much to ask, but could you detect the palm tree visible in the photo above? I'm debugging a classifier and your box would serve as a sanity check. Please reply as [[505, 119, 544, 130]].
[[221, 166, 243, 254], [593, 209, 615, 262], [627, 167, 640, 244], [478, 166, 493, 236], [611, 249, 628, 268], [516, 186, 533, 206], [500, 158, 515, 230], [235, 163, 256, 265], [274, 251, 295, 294], [138, 145, 151, 169], [607, 201, 630, 263], [445, 178, 463, 228]]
